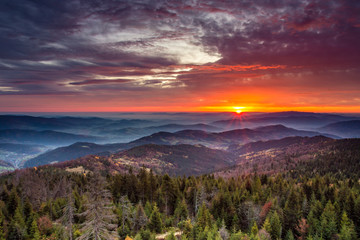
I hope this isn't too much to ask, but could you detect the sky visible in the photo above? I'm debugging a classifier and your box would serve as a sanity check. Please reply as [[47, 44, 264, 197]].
[[0, 0, 359, 113]]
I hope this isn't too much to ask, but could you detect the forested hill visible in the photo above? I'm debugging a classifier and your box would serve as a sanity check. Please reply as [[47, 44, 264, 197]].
[[0, 165, 359, 239], [216, 137, 360, 178], [23, 136, 360, 177], [38, 144, 235, 176]]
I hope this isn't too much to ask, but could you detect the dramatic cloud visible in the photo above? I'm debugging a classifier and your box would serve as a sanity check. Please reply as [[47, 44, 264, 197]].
[[0, 0, 359, 112]]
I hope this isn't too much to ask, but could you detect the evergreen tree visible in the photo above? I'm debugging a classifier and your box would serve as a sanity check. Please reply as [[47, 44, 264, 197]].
[[174, 198, 189, 223], [148, 205, 163, 233], [161, 174, 178, 215], [285, 230, 294, 240], [283, 189, 301, 232], [196, 203, 212, 230], [251, 222, 259, 237], [30, 218, 41, 240], [269, 212, 282, 240], [7, 187, 20, 217], [0, 212, 6, 240], [339, 212, 357, 240], [262, 218, 271, 235], [8, 206, 27, 239], [320, 202, 337, 240]]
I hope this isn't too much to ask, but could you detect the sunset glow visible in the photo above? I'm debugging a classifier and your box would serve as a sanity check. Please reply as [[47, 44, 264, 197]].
[[0, 1, 359, 113]]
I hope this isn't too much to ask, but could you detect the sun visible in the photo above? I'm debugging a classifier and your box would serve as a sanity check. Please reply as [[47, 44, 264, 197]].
[[233, 106, 244, 114]]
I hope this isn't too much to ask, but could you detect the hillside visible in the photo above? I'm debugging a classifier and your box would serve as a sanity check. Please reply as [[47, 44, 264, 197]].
[[22, 124, 333, 168], [215, 136, 359, 177], [111, 144, 235, 175], [29, 144, 234, 176], [291, 138, 360, 177], [0, 129, 100, 146], [0, 159, 14, 170], [0, 115, 154, 131], [105, 123, 220, 136], [130, 125, 333, 149], [0, 143, 46, 154], [0, 143, 49, 168], [0, 115, 112, 130], [24, 142, 127, 168], [319, 120, 360, 138]]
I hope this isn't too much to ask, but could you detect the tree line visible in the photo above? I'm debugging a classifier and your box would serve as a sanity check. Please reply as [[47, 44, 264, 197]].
[[0, 166, 359, 240]]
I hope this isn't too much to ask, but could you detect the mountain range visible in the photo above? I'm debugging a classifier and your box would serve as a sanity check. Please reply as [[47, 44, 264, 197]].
[[21, 124, 334, 168], [0, 129, 100, 145], [27, 136, 360, 177], [213, 111, 359, 129], [318, 120, 360, 138], [0, 112, 359, 174]]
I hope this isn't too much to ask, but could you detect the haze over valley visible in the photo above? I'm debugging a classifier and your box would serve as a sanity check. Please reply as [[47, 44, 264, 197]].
[[0, 111, 358, 175]]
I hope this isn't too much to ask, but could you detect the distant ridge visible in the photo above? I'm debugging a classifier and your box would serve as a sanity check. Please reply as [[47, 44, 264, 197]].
[[24, 142, 126, 168], [319, 120, 360, 138], [0, 129, 100, 145], [24, 124, 336, 168]]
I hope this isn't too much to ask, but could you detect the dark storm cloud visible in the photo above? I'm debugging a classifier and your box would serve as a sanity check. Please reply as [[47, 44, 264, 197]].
[[0, 0, 359, 111], [197, 0, 360, 67]]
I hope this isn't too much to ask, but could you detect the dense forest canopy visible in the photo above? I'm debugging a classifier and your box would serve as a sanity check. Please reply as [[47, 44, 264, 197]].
[[0, 165, 359, 240]]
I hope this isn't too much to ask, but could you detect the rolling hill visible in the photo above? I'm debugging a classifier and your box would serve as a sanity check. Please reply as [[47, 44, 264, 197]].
[[0, 143, 49, 168], [23, 142, 127, 168], [0, 129, 101, 146], [319, 120, 360, 138], [45, 144, 235, 176], [23, 124, 334, 168], [215, 136, 352, 177], [213, 111, 358, 129], [130, 124, 334, 149]]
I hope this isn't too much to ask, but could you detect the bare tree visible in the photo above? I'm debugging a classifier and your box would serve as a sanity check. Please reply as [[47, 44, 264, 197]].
[[60, 179, 75, 240], [119, 195, 132, 232], [194, 185, 206, 214], [77, 174, 118, 240]]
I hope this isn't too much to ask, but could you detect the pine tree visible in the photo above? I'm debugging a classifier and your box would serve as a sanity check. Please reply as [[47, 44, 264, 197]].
[[8, 207, 27, 240], [7, 187, 20, 217], [196, 202, 212, 231], [251, 222, 259, 237], [262, 218, 271, 235], [30, 218, 41, 240], [283, 189, 300, 232], [285, 230, 294, 240], [269, 212, 282, 240], [174, 198, 189, 223], [77, 174, 118, 240], [148, 205, 163, 233], [339, 212, 357, 240], [0, 213, 6, 240], [161, 174, 178, 215], [320, 201, 337, 240], [307, 210, 320, 236]]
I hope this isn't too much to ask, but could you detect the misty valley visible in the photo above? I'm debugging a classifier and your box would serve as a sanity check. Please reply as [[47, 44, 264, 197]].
[[0, 112, 359, 240]]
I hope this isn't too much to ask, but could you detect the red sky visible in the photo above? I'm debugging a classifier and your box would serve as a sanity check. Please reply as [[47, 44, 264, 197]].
[[0, 0, 359, 113]]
